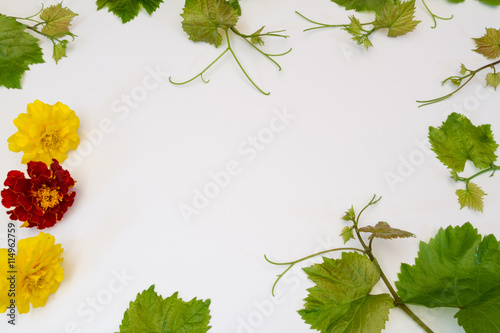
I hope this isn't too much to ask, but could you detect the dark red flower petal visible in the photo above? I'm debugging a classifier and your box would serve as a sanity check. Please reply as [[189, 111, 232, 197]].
[[1, 189, 18, 208], [12, 205, 30, 221], [27, 161, 51, 179], [13, 178, 31, 194], [4, 170, 25, 187]]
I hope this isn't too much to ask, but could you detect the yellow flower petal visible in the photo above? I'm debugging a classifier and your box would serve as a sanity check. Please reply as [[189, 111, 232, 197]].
[[0, 233, 64, 314], [9, 100, 80, 164]]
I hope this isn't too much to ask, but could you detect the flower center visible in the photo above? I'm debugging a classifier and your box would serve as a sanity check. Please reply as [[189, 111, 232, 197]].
[[26, 271, 46, 290], [41, 131, 62, 151], [35, 185, 61, 211]]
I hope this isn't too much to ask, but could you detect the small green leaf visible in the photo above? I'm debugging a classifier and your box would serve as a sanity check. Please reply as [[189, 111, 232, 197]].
[[359, 221, 415, 240], [459, 63, 468, 75], [428, 113, 499, 172], [363, 37, 373, 49], [340, 226, 355, 243], [119, 285, 212, 333], [473, 28, 500, 60], [299, 252, 394, 333], [0, 14, 45, 89], [450, 77, 462, 86], [250, 26, 265, 46], [96, 0, 163, 23], [342, 205, 355, 221], [40, 3, 77, 37], [53, 40, 69, 63], [373, 0, 420, 37], [486, 71, 500, 90], [181, 0, 240, 47], [345, 15, 363, 35], [396, 223, 500, 333], [456, 182, 486, 212], [331, 0, 389, 13]]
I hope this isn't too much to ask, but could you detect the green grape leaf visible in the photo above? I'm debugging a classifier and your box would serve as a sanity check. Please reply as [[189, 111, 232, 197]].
[[428, 113, 498, 172], [96, 0, 163, 23], [0, 15, 44, 89], [362, 38, 373, 49], [478, 0, 500, 6], [359, 221, 415, 240], [486, 71, 500, 90], [299, 252, 394, 333], [181, 0, 239, 47], [473, 28, 500, 60], [459, 63, 468, 75], [331, 0, 389, 13], [345, 14, 373, 49], [250, 26, 265, 46], [342, 205, 355, 221], [396, 223, 500, 333], [373, 0, 420, 37], [53, 40, 69, 63], [228, 0, 241, 16], [456, 182, 486, 212], [345, 15, 363, 35], [120, 285, 212, 333], [340, 226, 355, 243], [40, 3, 77, 37]]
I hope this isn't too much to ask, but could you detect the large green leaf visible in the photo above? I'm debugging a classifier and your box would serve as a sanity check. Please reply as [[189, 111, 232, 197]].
[[181, 0, 240, 47], [331, 0, 389, 12], [299, 252, 394, 333], [0, 14, 44, 89], [396, 223, 500, 333], [96, 0, 163, 23], [373, 0, 420, 37], [119, 285, 211, 333], [429, 113, 498, 173]]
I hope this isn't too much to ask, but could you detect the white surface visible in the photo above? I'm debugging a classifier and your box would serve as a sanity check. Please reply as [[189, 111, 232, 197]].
[[1, 0, 500, 332]]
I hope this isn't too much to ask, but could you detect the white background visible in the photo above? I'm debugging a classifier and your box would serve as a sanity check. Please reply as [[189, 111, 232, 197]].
[[1, 0, 500, 332]]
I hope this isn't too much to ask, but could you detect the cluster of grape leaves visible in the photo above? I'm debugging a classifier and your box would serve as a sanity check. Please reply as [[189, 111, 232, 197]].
[[0, 4, 77, 89], [118, 285, 212, 333], [95, 0, 242, 43], [429, 113, 499, 211], [300, 222, 500, 333], [417, 28, 500, 106], [308, 0, 421, 49]]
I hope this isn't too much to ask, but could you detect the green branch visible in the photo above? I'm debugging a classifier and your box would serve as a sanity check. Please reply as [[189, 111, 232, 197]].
[[264, 247, 366, 297], [456, 165, 500, 183], [417, 59, 500, 107], [420, 0, 453, 29], [170, 26, 290, 95]]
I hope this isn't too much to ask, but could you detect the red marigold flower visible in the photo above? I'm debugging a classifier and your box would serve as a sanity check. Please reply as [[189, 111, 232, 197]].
[[1, 159, 76, 229]]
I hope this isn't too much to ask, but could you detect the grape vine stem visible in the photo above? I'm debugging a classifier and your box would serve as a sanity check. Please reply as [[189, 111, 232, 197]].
[[266, 194, 434, 333]]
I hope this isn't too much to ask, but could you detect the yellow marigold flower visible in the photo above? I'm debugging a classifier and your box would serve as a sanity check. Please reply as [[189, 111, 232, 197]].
[[0, 233, 64, 314], [8, 100, 80, 164]]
